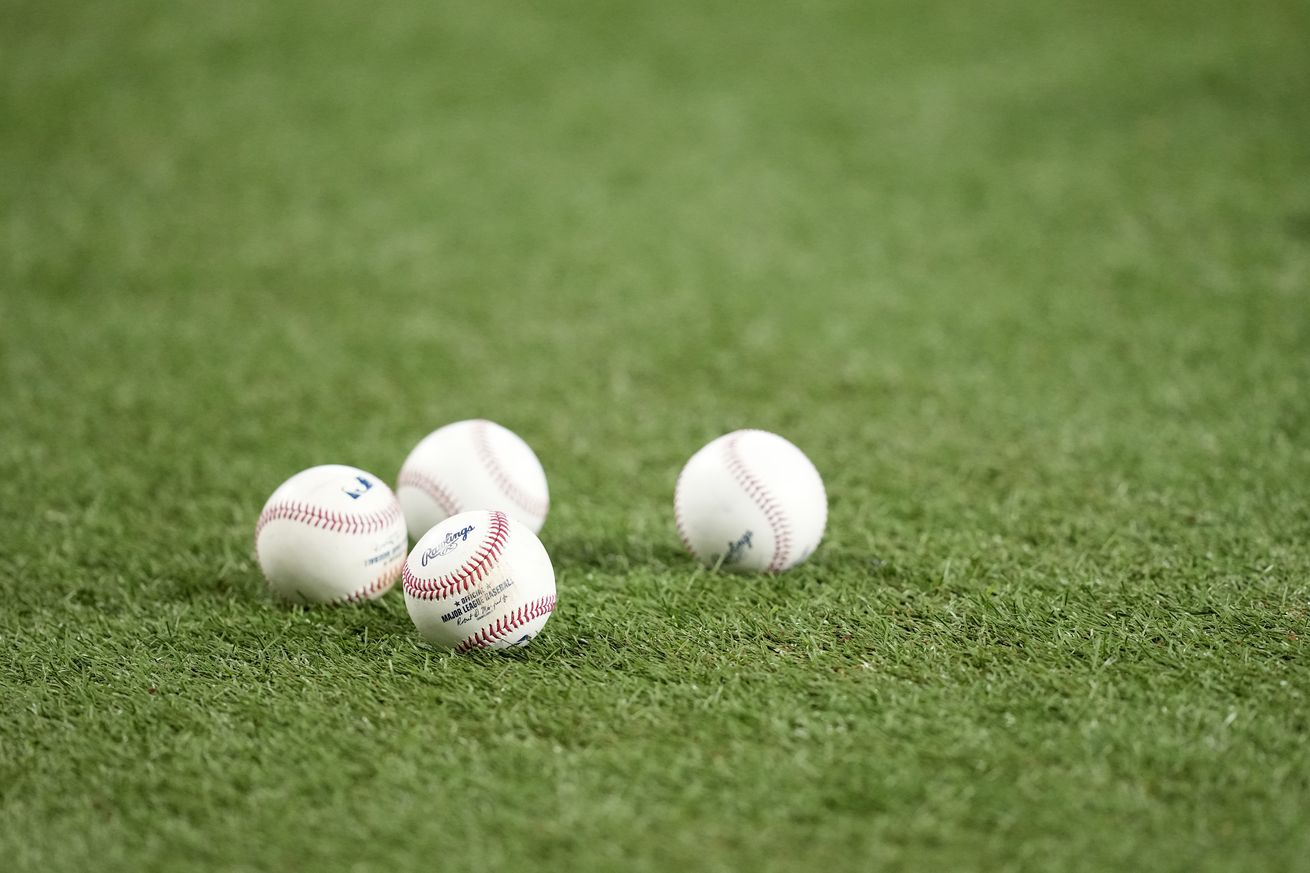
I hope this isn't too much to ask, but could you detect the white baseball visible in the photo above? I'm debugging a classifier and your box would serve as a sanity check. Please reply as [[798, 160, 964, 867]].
[[255, 464, 408, 604], [403, 510, 556, 652], [674, 430, 827, 573], [396, 419, 549, 540]]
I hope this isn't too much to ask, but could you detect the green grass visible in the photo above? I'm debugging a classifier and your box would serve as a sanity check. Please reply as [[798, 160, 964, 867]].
[[3, 0, 1309, 869]]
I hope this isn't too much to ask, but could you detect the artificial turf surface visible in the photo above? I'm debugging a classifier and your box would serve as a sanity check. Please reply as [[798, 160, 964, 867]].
[[3, 0, 1309, 870]]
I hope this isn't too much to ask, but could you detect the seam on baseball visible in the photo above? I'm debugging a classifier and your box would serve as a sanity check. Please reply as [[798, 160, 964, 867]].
[[472, 420, 549, 520], [673, 466, 696, 554], [397, 467, 462, 518], [455, 594, 556, 653], [722, 432, 793, 572], [328, 559, 403, 605], [402, 510, 512, 600], [254, 497, 403, 542]]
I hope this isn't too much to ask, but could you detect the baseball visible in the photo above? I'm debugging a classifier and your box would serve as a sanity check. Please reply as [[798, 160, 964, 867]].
[[396, 419, 549, 540], [403, 509, 556, 652], [255, 464, 408, 604], [674, 430, 827, 573]]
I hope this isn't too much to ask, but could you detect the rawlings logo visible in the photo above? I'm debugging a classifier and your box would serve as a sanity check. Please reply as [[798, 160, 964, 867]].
[[420, 525, 476, 566], [725, 530, 753, 564]]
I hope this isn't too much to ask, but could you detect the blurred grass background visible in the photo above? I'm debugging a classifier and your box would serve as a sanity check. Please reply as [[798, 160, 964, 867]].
[[2, 0, 1308, 870]]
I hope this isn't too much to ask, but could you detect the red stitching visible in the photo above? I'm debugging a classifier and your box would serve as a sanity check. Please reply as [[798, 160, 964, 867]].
[[455, 594, 556, 653], [673, 464, 695, 554], [396, 467, 462, 517], [329, 559, 403, 605], [255, 497, 403, 542], [722, 431, 793, 572], [472, 420, 549, 520], [402, 511, 512, 600]]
